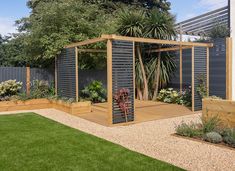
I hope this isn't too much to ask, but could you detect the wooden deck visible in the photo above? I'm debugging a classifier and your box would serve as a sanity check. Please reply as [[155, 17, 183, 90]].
[[78, 100, 195, 126]]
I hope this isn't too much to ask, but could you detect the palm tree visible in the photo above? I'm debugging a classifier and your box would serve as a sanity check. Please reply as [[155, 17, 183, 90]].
[[117, 10, 149, 100], [144, 9, 176, 100]]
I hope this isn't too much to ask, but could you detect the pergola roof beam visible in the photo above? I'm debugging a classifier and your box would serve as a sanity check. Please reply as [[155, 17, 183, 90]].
[[148, 46, 193, 53], [65, 37, 106, 48], [101, 34, 213, 47]]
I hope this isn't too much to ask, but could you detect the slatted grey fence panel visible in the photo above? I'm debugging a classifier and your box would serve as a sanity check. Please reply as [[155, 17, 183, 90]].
[[30, 68, 54, 85], [175, 6, 229, 36], [57, 48, 76, 99], [78, 69, 107, 92], [169, 49, 192, 89], [209, 38, 226, 99], [182, 49, 192, 88], [112, 40, 134, 124], [0, 67, 27, 90], [168, 53, 180, 89], [194, 47, 207, 111]]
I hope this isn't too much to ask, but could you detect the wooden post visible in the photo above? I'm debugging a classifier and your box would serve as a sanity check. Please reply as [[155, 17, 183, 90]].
[[55, 56, 58, 96], [206, 47, 209, 96], [133, 42, 135, 118], [191, 47, 195, 112], [107, 39, 113, 125], [75, 47, 79, 102], [226, 37, 232, 100], [180, 46, 183, 93], [26, 67, 30, 95]]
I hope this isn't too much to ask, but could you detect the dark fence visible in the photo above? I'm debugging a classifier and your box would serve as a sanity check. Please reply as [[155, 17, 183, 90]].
[[78, 69, 107, 93], [0, 66, 54, 91], [209, 38, 227, 99], [112, 40, 134, 124], [169, 38, 227, 111]]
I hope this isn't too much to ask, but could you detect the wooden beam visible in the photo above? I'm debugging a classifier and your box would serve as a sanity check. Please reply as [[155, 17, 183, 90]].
[[226, 37, 232, 100], [26, 67, 30, 96], [191, 47, 195, 112], [133, 42, 136, 118], [101, 34, 213, 47], [107, 39, 113, 125], [75, 47, 79, 102], [148, 46, 193, 53], [77, 49, 106, 53], [206, 47, 209, 96], [180, 46, 183, 93], [55, 56, 58, 96], [65, 38, 106, 48]]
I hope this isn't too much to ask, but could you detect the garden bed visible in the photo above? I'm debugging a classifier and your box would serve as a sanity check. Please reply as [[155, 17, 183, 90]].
[[173, 134, 235, 151], [0, 99, 91, 115], [202, 99, 235, 128]]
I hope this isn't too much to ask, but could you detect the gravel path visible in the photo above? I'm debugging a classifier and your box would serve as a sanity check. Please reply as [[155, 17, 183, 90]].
[[1, 109, 235, 171]]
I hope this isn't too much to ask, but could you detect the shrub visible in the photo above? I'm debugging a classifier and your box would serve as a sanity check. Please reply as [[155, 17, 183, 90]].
[[157, 87, 191, 107], [203, 132, 223, 144], [0, 80, 22, 101], [201, 116, 220, 133], [81, 81, 106, 103], [196, 74, 207, 99], [30, 80, 51, 99], [222, 129, 235, 147], [176, 122, 202, 137]]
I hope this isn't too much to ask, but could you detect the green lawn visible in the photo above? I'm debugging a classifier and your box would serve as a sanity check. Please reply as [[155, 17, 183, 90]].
[[0, 113, 184, 171]]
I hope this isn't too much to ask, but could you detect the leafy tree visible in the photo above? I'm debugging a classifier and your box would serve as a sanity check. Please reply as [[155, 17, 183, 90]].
[[116, 9, 176, 100], [144, 9, 176, 100], [208, 24, 230, 38], [117, 10, 149, 100], [85, 0, 171, 11], [16, 0, 116, 61]]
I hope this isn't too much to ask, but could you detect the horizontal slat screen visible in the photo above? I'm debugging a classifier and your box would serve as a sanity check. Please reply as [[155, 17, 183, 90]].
[[112, 40, 134, 124], [57, 48, 76, 99]]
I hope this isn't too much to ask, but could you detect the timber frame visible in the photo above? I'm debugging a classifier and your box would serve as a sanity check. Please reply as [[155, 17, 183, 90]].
[[59, 34, 214, 124]]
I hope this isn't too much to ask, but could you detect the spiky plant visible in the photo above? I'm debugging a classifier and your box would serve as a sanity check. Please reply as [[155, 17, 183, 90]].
[[144, 9, 176, 100], [117, 10, 149, 100]]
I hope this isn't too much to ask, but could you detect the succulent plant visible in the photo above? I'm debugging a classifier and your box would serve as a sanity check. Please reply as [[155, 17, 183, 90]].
[[203, 132, 223, 144]]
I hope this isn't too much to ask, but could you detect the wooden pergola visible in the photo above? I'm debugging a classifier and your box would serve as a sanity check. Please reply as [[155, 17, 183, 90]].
[[57, 34, 213, 124]]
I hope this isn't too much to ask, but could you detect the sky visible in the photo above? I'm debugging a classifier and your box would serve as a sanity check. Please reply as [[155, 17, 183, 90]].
[[0, 0, 228, 36]]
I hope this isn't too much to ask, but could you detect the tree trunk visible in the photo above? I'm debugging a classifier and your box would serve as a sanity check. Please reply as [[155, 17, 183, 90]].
[[153, 51, 161, 100], [136, 45, 148, 100], [137, 87, 143, 100]]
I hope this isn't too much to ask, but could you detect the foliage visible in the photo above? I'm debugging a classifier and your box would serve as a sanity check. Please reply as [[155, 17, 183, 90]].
[[208, 24, 230, 38], [30, 80, 54, 99], [15, 80, 55, 101], [176, 122, 202, 137], [147, 53, 176, 94], [157, 87, 191, 107], [143, 9, 176, 39], [220, 128, 235, 147], [113, 88, 130, 121], [203, 132, 223, 144], [196, 74, 207, 99], [0, 80, 22, 100], [116, 9, 176, 100], [81, 81, 107, 103], [201, 116, 220, 133]]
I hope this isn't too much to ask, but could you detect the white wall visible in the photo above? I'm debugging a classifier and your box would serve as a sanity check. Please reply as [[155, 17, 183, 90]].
[[231, 1, 235, 100]]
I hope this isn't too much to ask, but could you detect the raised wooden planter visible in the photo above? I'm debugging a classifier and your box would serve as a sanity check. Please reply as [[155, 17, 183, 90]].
[[0, 99, 91, 115], [202, 99, 235, 128], [51, 100, 91, 116]]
